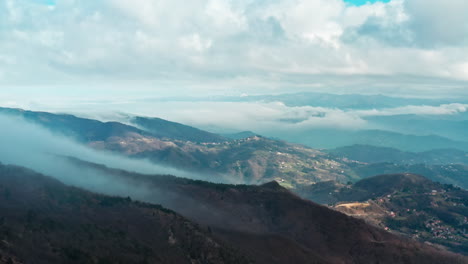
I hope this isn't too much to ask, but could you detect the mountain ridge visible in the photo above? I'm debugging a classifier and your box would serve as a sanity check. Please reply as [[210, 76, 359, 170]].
[[59, 159, 468, 263]]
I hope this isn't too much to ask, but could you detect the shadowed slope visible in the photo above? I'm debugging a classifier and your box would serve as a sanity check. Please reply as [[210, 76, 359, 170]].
[[0, 164, 249, 264], [70, 160, 467, 264]]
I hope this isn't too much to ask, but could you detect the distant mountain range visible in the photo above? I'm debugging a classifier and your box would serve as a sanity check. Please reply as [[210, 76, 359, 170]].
[[365, 115, 468, 142], [149, 92, 467, 109], [137, 92, 468, 152], [273, 128, 468, 152], [164, 92, 468, 152], [329, 145, 468, 165], [297, 173, 468, 255], [350, 163, 468, 190]]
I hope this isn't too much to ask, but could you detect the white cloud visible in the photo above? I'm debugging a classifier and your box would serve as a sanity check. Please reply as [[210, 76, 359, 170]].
[[0, 0, 468, 97], [404, 0, 468, 47], [179, 34, 213, 52], [130, 102, 467, 133], [3, 93, 466, 137], [355, 103, 468, 117]]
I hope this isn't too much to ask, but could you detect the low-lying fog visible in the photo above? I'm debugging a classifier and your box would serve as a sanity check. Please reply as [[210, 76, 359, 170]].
[[0, 113, 216, 201]]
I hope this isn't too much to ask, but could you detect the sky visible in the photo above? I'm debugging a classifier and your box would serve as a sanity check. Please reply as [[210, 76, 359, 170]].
[[1, 0, 468, 104], [345, 0, 391, 6]]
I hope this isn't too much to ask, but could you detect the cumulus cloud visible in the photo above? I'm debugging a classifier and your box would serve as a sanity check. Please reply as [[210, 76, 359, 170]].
[[0, 0, 467, 97]]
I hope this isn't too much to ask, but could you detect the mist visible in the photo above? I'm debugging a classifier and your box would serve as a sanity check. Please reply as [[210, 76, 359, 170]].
[[14, 99, 468, 134], [0, 113, 216, 201]]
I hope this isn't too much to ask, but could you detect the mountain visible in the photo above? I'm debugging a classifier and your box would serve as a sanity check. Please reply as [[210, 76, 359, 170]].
[[0, 107, 147, 143], [3, 162, 465, 264], [0, 163, 248, 264], [0, 107, 359, 186], [1, 107, 467, 262], [146, 93, 468, 149], [129, 136, 359, 186], [273, 128, 468, 152], [131, 116, 229, 143], [155, 92, 461, 109], [63, 159, 467, 264], [351, 162, 468, 190], [2, 107, 468, 190], [329, 145, 468, 165], [298, 174, 468, 255], [365, 115, 468, 142]]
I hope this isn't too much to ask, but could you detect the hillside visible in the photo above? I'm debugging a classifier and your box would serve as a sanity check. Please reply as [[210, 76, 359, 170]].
[[0, 163, 248, 264], [0, 107, 358, 186], [0, 107, 147, 143], [130, 136, 359, 185], [298, 174, 468, 255], [131, 116, 229, 143], [329, 145, 468, 165], [63, 159, 467, 264]]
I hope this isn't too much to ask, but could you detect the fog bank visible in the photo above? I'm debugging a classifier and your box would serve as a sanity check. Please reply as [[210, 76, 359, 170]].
[[0, 113, 213, 200]]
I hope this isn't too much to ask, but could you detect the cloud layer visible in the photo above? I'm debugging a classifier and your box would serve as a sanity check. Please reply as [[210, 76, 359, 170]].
[[143, 102, 468, 133], [0, 0, 468, 97]]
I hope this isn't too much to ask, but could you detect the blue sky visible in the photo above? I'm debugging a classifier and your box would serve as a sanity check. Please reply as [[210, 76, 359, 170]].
[[344, 0, 391, 6], [0, 0, 468, 102], [30, 0, 55, 6]]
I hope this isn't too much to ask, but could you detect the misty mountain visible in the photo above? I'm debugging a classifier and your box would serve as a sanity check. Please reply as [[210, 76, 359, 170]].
[[150, 92, 465, 109], [59, 159, 468, 263], [2, 107, 468, 190], [329, 145, 468, 165], [1, 108, 468, 262], [0, 107, 148, 143], [297, 174, 468, 255], [365, 115, 468, 142], [275, 128, 468, 152], [244, 92, 467, 109], [0, 108, 359, 186]]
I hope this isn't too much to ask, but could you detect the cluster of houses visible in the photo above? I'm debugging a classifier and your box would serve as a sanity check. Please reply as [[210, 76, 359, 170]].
[[425, 219, 456, 240]]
